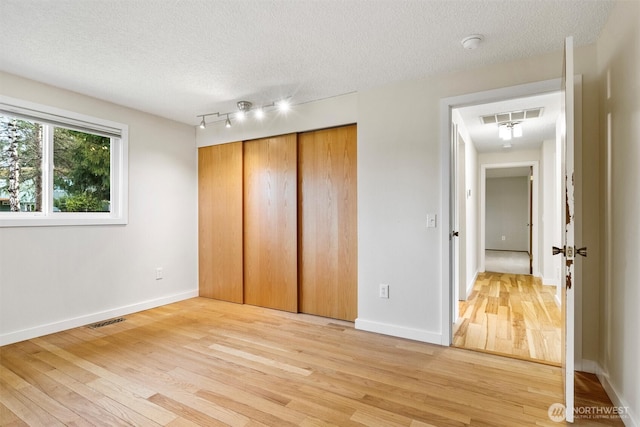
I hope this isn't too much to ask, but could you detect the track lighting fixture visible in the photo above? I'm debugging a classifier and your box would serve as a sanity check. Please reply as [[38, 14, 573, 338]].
[[197, 97, 292, 129]]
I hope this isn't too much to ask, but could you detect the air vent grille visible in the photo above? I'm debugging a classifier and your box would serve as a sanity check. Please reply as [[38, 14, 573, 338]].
[[481, 108, 543, 125], [525, 108, 541, 119], [88, 317, 126, 329]]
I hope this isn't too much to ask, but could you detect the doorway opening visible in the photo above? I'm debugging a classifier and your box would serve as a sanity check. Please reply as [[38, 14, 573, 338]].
[[443, 85, 564, 365], [481, 163, 538, 276]]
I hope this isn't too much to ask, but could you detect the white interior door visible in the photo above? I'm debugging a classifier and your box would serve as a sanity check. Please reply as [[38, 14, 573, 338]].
[[451, 122, 460, 320], [560, 35, 576, 423], [457, 135, 467, 301]]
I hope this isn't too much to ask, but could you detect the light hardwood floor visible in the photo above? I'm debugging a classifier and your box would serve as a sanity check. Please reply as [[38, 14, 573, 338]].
[[453, 272, 562, 365], [1, 298, 622, 426]]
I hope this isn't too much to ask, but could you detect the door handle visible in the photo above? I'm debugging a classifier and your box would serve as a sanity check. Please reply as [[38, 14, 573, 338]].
[[553, 246, 586, 257], [452, 231, 459, 237]]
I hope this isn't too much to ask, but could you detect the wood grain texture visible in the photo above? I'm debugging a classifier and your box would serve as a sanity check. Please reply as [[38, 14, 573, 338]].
[[198, 142, 244, 303], [453, 272, 562, 365], [298, 125, 357, 321], [243, 134, 298, 312], [0, 298, 623, 426]]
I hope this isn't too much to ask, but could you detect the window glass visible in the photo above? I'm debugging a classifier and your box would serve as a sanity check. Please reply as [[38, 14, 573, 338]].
[[0, 116, 43, 212], [53, 128, 111, 213]]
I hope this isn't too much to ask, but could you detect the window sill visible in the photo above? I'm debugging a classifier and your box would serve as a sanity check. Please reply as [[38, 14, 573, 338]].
[[0, 214, 128, 227]]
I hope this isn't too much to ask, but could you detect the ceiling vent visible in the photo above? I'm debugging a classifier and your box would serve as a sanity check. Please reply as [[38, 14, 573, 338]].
[[481, 108, 543, 125]]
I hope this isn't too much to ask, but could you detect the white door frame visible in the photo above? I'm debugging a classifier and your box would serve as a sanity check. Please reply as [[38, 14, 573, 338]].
[[480, 161, 539, 276], [439, 77, 572, 346]]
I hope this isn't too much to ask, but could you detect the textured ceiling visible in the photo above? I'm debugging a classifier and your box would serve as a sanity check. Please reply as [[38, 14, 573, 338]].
[[0, 0, 614, 126]]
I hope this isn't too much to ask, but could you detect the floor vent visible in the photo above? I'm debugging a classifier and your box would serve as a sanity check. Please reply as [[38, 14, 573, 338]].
[[88, 317, 126, 329]]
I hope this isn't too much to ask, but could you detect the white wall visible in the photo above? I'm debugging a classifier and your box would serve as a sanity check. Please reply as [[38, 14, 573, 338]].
[[597, 1, 640, 424], [0, 72, 198, 345], [485, 176, 529, 251], [478, 149, 541, 165]]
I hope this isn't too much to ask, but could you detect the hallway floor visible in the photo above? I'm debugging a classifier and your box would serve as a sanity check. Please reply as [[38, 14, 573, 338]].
[[484, 250, 530, 274], [453, 271, 561, 365]]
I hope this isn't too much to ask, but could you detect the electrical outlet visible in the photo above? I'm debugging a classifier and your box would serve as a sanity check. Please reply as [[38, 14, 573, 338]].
[[501, 235, 506, 241], [379, 284, 389, 299], [156, 267, 163, 280]]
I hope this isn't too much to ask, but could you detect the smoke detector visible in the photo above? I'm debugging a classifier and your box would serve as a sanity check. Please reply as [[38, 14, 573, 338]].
[[461, 35, 483, 50]]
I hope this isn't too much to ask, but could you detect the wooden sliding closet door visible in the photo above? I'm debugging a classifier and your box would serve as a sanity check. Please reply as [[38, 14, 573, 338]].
[[198, 142, 243, 303], [243, 134, 298, 312], [298, 125, 357, 321]]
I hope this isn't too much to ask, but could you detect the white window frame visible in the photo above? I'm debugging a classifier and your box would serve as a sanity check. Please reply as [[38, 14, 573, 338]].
[[0, 95, 128, 227]]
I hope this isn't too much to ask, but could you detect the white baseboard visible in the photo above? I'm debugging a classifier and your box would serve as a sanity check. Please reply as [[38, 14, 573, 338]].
[[582, 359, 638, 427], [355, 318, 442, 345], [0, 290, 198, 346]]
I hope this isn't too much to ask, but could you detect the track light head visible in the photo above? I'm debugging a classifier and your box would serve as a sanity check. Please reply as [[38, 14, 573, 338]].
[[277, 99, 290, 112], [199, 117, 206, 129], [237, 101, 252, 113], [225, 114, 231, 128]]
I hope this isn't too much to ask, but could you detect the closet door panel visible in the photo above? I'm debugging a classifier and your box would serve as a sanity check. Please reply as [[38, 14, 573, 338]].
[[243, 134, 298, 312], [198, 142, 244, 303], [298, 125, 357, 321]]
